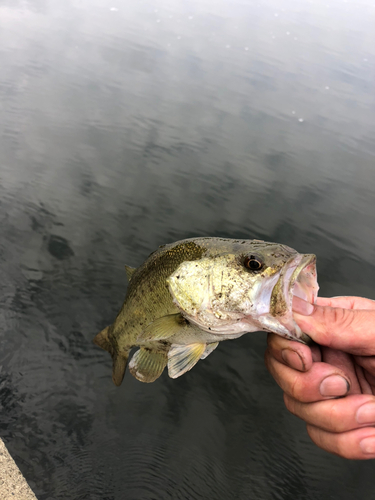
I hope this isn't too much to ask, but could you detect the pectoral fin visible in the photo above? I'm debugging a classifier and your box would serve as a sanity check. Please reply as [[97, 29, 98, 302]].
[[200, 342, 219, 359], [168, 343, 206, 379], [136, 313, 188, 342], [129, 348, 168, 383]]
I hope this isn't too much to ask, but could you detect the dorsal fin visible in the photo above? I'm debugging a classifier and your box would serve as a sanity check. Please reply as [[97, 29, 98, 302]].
[[124, 265, 137, 281]]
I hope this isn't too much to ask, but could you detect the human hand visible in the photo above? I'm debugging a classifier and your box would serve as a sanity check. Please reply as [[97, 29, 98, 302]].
[[265, 296, 375, 459]]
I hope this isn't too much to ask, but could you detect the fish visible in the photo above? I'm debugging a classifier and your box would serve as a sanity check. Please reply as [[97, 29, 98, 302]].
[[94, 237, 318, 385]]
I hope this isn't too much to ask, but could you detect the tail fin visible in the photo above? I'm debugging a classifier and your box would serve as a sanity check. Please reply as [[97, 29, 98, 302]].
[[93, 326, 129, 386], [111, 352, 128, 386]]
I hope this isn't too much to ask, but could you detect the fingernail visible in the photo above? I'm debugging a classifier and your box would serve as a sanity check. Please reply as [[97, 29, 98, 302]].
[[360, 437, 375, 454], [292, 297, 314, 315], [319, 375, 350, 397], [356, 403, 375, 424], [281, 349, 305, 371]]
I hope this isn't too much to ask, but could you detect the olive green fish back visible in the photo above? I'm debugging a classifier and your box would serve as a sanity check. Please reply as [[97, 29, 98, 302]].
[[109, 239, 208, 349]]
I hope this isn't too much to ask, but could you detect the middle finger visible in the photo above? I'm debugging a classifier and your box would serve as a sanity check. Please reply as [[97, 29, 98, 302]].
[[265, 350, 350, 402]]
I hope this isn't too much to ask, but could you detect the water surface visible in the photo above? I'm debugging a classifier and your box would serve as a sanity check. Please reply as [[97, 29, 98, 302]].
[[1, 0, 375, 498]]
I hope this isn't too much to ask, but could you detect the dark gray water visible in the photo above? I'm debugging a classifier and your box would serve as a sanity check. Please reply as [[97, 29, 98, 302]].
[[1, 0, 375, 498]]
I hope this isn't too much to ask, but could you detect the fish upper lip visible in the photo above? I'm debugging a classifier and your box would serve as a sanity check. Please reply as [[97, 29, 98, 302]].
[[289, 254, 318, 304], [270, 254, 318, 317]]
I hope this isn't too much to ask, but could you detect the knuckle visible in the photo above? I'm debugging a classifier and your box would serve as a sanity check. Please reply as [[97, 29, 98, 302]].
[[326, 401, 346, 433], [283, 393, 298, 415], [306, 424, 320, 447], [288, 372, 304, 400], [332, 307, 355, 330], [319, 306, 355, 345]]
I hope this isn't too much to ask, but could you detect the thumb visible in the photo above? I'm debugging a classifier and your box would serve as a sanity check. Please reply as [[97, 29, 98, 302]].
[[292, 297, 375, 356]]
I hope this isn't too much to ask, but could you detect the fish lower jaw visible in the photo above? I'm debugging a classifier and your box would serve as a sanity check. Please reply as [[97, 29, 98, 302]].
[[257, 312, 306, 340], [186, 310, 306, 340], [186, 314, 262, 336]]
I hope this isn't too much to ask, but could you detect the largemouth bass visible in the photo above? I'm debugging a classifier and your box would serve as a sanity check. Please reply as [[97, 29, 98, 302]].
[[94, 237, 318, 385]]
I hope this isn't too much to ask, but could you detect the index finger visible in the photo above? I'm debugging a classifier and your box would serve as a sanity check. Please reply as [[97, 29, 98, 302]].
[[293, 302, 375, 356]]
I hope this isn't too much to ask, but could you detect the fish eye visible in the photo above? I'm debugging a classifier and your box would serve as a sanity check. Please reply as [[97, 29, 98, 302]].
[[244, 255, 263, 271]]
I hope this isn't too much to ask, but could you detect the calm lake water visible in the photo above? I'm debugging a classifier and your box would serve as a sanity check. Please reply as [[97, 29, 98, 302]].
[[1, 0, 375, 498]]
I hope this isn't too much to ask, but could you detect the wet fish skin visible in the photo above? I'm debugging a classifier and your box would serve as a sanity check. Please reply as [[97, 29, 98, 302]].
[[94, 237, 318, 385]]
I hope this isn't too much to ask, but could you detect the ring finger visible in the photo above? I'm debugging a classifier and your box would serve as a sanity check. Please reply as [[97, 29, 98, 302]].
[[284, 393, 375, 433]]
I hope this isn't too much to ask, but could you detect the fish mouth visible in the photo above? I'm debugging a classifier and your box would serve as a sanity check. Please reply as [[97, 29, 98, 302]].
[[289, 254, 318, 304], [269, 254, 319, 341]]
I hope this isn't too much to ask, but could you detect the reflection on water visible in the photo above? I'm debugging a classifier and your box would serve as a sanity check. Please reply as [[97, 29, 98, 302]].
[[1, 0, 375, 498]]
